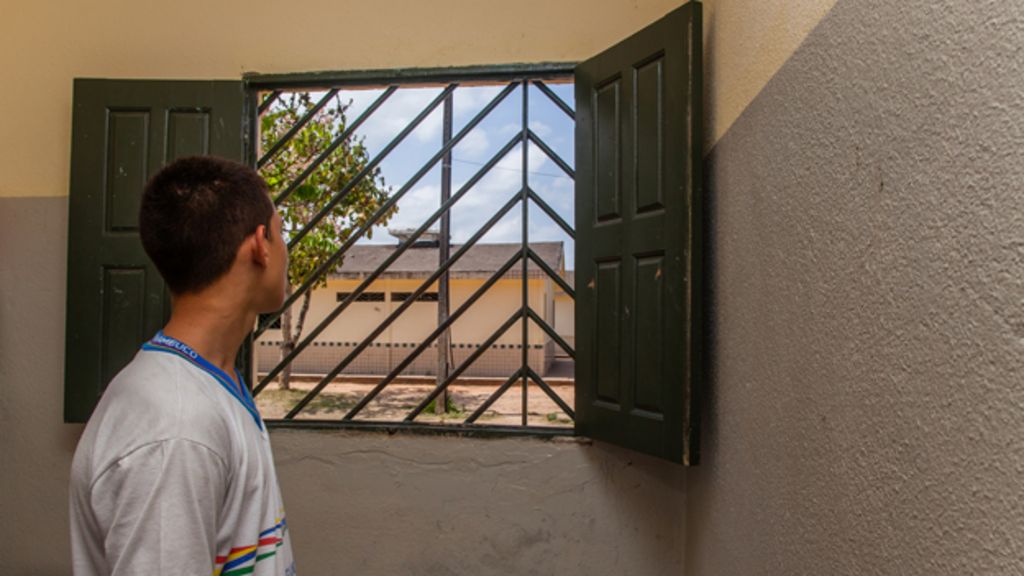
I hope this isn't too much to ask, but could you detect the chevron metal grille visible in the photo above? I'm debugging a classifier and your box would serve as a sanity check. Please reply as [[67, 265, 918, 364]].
[[248, 68, 576, 433]]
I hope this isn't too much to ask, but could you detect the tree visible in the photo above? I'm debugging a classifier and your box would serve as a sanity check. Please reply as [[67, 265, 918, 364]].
[[260, 92, 396, 390]]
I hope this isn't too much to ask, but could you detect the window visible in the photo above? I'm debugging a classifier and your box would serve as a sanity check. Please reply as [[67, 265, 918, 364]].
[[336, 292, 385, 302], [249, 68, 578, 431], [63, 2, 703, 464], [392, 292, 439, 302]]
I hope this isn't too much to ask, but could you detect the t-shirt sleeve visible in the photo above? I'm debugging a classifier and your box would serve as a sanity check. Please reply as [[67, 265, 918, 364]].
[[89, 438, 228, 576]]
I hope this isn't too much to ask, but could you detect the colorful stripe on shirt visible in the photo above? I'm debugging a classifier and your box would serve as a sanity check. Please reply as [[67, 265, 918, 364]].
[[212, 517, 288, 576]]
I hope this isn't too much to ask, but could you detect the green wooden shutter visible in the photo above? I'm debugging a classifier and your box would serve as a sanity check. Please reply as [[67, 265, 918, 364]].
[[574, 2, 703, 464], [65, 79, 247, 422]]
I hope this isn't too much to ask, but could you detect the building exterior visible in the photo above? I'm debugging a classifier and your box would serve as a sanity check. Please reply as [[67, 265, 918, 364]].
[[256, 241, 570, 378], [553, 270, 575, 351]]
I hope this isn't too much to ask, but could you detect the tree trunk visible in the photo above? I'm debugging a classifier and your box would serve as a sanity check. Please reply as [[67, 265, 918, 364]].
[[279, 285, 294, 391], [278, 285, 314, 392]]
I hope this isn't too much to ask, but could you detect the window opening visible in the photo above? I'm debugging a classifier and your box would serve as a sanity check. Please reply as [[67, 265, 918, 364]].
[[336, 292, 385, 302], [392, 292, 439, 302], [249, 67, 576, 432]]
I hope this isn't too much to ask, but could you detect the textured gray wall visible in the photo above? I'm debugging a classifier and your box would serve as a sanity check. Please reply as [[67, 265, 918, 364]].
[[273, 431, 685, 575], [0, 197, 82, 576], [687, 0, 1024, 573]]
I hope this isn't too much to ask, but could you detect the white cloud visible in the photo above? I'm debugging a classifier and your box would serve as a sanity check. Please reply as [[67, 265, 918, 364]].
[[453, 85, 505, 117], [529, 120, 552, 138], [329, 83, 574, 249], [453, 128, 490, 160], [339, 84, 515, 154], [497, 122, 522, 138], [338, 87, 445, 151]]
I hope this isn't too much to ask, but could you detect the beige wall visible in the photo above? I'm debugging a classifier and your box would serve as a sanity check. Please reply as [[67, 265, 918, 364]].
[[700, 0, 838, 145], [0, 0, 686, 200], [0, 0, 840, 200]]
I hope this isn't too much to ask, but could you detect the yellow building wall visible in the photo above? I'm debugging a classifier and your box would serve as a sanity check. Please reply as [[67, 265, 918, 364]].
[[254, 276, 555, 376], [553, 292, 575, 346], [254, 277, 553, 343], [281, 277, 552, 345], [0, 0, 841, 200]]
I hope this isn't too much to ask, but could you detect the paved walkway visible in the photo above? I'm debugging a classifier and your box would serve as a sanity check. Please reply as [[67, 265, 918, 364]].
[[255, 376, 575, 427]]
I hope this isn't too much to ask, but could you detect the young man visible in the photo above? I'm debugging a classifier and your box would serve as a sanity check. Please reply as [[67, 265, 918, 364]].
[[69, 156, 296, 576]]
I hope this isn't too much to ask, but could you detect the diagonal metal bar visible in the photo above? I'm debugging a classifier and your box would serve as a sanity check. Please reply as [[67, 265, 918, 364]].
[[285, 84, 457, 249], [290, 253, 523, 421], [525, 307, 575, 359], [527, 129, 575, 179], [526, 187, 575, 240], [343, 251, 524, 420], [527, 246, 574, 299], [405, 310, 525, 422], [257, 190, 521, 396], [272, 86, 397, 206], [258, 85, 517, 333], [532, 80, 575, 121], [526, 366, 575, 420], [254, 131, 521, 338], [258, 90, 282, 115], [282, 82, 514, 253], [258, 89, 339, 169], [267, 192, 522, 405], [464, 368, 523, 424]]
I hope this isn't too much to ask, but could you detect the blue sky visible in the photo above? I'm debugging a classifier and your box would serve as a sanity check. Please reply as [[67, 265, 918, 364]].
[[273, 81, 577, 269]]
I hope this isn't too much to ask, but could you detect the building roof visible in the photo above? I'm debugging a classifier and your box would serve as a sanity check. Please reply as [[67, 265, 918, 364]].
[[331, 241, 566, 280]]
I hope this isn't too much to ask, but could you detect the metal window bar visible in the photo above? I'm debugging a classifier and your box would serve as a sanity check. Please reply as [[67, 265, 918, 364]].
[[283, 190, 526, 416], [258, 88, 339, 169], [283, 84, 456, 248], [527, 187, 575, 240], [254, 84, 519, 336], [343, 248, 524, 420], [258, 90, 282, 115], [253, 135, 523, 385], [248, 67, 576, 432], [273, 86, 397, 207]]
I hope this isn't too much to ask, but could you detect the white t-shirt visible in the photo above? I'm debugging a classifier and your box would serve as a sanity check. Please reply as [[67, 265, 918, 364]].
[[70, 332, 296, 576]]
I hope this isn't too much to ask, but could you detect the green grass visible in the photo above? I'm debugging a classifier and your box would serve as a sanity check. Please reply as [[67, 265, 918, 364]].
[[258, 388, 358, 416], [423, 395, 465, 416]]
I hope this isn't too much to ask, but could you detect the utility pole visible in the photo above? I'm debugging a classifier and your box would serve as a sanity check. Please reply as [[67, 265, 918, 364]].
[[436, 91, 453, 414]]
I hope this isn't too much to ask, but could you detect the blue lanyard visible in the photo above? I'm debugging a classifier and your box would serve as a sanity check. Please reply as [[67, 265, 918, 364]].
[[142, 331, 263, 431]]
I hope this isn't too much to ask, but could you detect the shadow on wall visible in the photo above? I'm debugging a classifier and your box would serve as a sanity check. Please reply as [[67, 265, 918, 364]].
[[575, 440, 688, 572], [682, 0, 722, 561]]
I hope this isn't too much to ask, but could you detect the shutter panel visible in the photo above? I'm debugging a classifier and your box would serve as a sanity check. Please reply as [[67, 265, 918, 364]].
[[65, 80, 246, 422], [574, 2, 703, 464]]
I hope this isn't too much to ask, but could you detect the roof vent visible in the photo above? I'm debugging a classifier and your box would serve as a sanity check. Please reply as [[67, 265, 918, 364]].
[[389, 227, 440, 248]]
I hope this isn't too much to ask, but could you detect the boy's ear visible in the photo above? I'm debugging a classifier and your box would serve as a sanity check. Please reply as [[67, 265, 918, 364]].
[[250, 225, 271, 266]]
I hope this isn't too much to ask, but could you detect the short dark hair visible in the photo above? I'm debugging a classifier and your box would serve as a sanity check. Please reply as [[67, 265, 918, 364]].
[[140, 156, 274, 294]]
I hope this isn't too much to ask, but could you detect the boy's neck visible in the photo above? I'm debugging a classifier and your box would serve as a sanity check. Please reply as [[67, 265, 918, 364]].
[[161, 288, 257, 376]]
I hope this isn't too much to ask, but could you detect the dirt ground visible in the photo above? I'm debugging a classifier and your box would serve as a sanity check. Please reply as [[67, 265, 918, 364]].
[[254, 375, 575, 427]]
